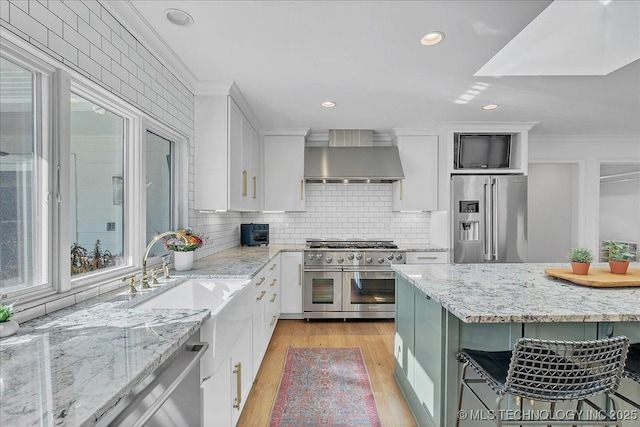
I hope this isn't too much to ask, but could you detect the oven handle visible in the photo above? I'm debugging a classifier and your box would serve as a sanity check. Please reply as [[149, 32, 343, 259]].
[[303, 268, 343, 273]]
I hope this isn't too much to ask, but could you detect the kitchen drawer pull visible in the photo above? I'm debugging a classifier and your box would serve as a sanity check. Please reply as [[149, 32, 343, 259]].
[[242, 170, 248, 197], [270, 263, 277, 271], [256, 277, 266, 286], [270, 278, 277, 287], [270, 293, 277, 303], [256, 290, 267, 301], [417, 256, 438, 260], [252, 176, 257, 199], [270, 315, 278, 327], [233, 362, 242, 409], [130, 342, 209, 427]]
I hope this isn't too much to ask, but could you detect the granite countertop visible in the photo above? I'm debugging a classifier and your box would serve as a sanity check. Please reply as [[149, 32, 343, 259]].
[[392, 262, 640, 324], [0, 244, 302, 427]]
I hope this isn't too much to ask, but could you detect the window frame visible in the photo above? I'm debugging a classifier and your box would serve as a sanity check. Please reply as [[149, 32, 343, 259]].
[[0, 30, 190, 306]]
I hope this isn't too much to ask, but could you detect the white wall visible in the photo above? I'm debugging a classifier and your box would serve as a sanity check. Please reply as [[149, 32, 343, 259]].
[[245, 183, 430, 245], [529, 135, 640, 256], [527, 163, 576, 262]]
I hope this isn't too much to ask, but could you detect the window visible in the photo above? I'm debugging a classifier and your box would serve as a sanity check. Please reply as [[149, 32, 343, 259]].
[[145, 130, 174, 258], [69, 93, 125, 276], [0, 53, 49, 297], [0, 36, 187, 305]]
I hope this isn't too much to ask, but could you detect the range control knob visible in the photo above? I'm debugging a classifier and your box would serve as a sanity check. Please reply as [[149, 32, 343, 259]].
[[325, 256, 333, 263], [307, 253, 315, 260], [377, 257, 385, 264], [387, 253, 394, 260], [395, 254, 403, 261], [337, 257, 344, 263], [356, 253, 363, 260], [347, 253, 355, 260], [316, 253, 323, 260], [365, 257, 373, 264]]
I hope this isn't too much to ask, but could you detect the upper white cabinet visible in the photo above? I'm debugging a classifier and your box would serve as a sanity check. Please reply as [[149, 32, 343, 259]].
[[195, 93, 261, 211], [263, 133, 307, 211], [392, 135, 439, 211]]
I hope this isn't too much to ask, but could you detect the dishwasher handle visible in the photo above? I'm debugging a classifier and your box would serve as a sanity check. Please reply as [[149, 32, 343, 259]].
[[131, 342, 209, 427]]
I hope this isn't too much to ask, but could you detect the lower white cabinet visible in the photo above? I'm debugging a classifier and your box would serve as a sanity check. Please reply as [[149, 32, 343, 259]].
[[280, 251, 303, 318], [252, 255, 280, 373], [202, 320, 251, 427]]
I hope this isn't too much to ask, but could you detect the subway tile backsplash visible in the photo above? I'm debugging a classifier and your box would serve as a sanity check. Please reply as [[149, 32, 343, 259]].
[[244, 183, 430, 245]]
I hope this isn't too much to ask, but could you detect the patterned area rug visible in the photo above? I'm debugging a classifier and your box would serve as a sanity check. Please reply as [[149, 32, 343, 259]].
[[268, 347, 382, 427]]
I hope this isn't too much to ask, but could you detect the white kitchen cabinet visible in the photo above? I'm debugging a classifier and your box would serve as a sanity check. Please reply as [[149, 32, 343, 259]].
[[195, 94, 261, 211], [392, 135, 439, 211], [263, 134, 306, 211], [280, 251, 303, 318], [252, 254, 280, 374], [405, 251, 448, 264], [230, 322, 252, 426]]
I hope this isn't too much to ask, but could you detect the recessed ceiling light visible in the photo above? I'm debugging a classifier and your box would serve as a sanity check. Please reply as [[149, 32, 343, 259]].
[[165, 9, 194, 26], [322, 101, 337, 108], [482, 104, 499, 110], [421, 31, 445, 46]]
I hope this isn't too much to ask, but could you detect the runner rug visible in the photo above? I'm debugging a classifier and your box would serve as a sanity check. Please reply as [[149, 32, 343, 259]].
[[268, 347, 382, 427]]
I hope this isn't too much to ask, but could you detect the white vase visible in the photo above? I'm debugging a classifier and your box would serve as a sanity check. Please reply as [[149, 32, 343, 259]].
[[0, 319, 19, 338], [174, 251, 194, 271]]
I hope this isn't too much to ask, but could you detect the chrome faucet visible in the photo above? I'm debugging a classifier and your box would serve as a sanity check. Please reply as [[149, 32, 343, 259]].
[[141, 231, 188, 289]]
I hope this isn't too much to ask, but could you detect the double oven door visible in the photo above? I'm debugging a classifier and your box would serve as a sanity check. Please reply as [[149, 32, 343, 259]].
[[303, 266, 396, 318]]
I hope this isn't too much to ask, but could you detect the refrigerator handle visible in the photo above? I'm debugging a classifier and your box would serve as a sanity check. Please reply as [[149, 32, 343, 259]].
[[492, 178, 498, 261], [483, 180, 492, 261]]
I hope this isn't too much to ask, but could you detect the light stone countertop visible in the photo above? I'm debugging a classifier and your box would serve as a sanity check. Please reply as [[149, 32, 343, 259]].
[[392, 262, 640, 324], [0, 244, 302, 427]]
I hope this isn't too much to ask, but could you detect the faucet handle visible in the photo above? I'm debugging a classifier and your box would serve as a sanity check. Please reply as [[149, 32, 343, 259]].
[[151, 268, 159, 285], [162, 256, 171, 280], [122, 275, 138, 294]]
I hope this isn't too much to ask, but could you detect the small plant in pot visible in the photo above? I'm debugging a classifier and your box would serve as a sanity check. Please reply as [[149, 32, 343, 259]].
[[566, 247, 593, 275], [603, 240, 634, 274]]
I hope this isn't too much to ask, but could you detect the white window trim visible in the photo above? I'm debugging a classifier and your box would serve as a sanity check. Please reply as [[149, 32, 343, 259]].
[[0, 28, 191, 309]]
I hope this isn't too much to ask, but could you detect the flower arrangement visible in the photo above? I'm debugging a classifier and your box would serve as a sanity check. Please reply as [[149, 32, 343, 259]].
[[163, 228, 205, 252], [0, 303, 13, 323]]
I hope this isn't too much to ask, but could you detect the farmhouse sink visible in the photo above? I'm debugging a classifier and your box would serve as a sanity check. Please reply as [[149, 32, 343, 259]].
[[134, 278, 251, 378]]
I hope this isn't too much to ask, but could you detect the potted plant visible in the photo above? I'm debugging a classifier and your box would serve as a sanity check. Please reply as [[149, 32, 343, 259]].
[[603, 240, 634, 274], [566, 247, 593, 275], [163, 228, 206, 271], [0, 302, 19, 338]]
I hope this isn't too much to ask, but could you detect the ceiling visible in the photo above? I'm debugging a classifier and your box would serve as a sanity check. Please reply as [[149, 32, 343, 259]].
[[104, 0, 640, 137]]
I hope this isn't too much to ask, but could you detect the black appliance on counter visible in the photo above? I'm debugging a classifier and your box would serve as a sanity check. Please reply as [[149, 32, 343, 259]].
[[241, 223, 269, 246]]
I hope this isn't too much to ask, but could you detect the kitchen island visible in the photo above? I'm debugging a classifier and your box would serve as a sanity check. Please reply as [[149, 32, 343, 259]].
[[392, 262, 640, 427]]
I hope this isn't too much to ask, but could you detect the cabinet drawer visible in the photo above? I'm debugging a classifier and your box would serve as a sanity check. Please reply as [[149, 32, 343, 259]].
[[406, 251, 448, 264]]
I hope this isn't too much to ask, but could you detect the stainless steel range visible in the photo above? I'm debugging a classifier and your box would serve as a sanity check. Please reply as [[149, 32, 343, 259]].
[[303, 239, 406, 319]]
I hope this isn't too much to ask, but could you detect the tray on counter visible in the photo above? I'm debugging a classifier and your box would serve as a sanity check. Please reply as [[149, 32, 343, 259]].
[[544, 267, 640, 288]]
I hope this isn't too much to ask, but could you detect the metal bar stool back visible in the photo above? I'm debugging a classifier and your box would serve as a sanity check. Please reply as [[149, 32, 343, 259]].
[[456, 336, 629, 426], [614, 342, 640, 410]]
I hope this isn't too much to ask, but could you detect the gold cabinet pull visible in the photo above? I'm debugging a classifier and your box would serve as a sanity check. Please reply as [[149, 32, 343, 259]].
[[270, 278, 277, 287], [270, 263, 277, 271], [270, 315, 278, 326], [300, 180, 304, 201], [256, 290, 267, 301], [400, 180, 404, 201], [256, 277, 266, 286], [242, 170, 248, 197], [252, 176, 256, 199], [270, 293, 277, 303], [298, 264, 302, 286], [233, 362, 242, 409]]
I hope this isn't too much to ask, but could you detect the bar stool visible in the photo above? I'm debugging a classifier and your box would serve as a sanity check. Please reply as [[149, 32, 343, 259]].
[[614, 342, 640, 410], [456, 336, 629, 426]]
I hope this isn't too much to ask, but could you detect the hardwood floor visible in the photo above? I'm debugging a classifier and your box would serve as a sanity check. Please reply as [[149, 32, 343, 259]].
[[237, 319, 417, 427]]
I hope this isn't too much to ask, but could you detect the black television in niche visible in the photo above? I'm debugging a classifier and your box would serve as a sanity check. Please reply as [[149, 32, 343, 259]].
[[454, 134, 512, 169]]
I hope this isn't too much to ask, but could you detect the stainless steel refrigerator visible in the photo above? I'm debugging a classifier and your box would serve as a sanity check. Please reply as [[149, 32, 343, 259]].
[[452, 175, 528, 263]]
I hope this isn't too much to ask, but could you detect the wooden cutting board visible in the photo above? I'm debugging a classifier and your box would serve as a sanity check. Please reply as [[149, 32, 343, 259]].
[[544, 267, 640, 287]]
